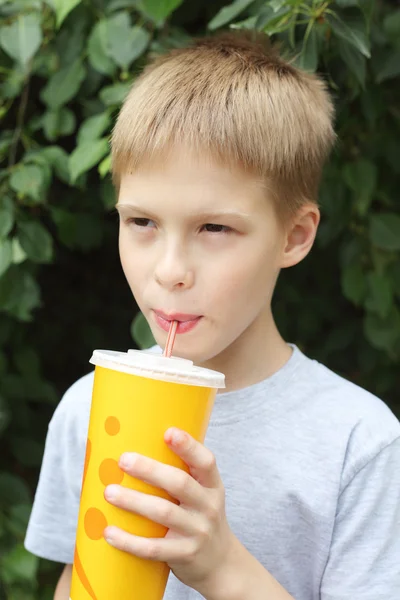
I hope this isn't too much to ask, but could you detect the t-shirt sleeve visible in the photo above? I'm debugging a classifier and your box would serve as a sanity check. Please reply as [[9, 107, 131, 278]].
[[24, 373, 93, 564], [320, 435, 400, 600]]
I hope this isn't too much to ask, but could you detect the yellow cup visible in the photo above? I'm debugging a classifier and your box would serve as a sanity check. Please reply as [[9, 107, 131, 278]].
[[70, 349, 225, 600]]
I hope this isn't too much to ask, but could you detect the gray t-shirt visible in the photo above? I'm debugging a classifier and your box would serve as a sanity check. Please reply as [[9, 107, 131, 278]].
[[24, 345, 400, 599]]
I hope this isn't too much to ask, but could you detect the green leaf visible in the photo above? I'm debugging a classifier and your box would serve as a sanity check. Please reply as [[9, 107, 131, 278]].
[[11, 238, 27, 264], [269, 0, 287, 10], [54, 15, 86, 68], [365, 272, 393, 319], [23, 152, 53, 190], [364, 307, 400, 353], [139, 0, 184, 25], [256, 5, 291, 34], [0, 13, 42, 66], [208, 0, 256, 30], [17, 221, 53, 263], [383, 9, 400, 43], [1, 543, 39, 584], [41, 146, 70, 183], [375, 49, 400, 84], [0, 134, 12, 161], [69, 138, 109, 183], [229, 15, 257, 30], [343, 158, 377, 216], [77, 112, 111, 145], [131, 312, 156, 349], [40, 58, 86, 109], [255, 5, 274, 29], [4, 586, 37, 600], [6, 504, 32, 538], [0, 65, 25, 99], [49, 207, 79, 249], [326, 13, 370, 58], [1, 0, 43, 7], [0, 267, 41, 321], [0, 472, 31, 505], [87, 20, 117, 76], [297, 26, 318, 72], [43, 107, 76, 141], [98, 153, 111, 178], [100, 178, 115, 210], [359, 0, 375, 24], [369, 214, 400, 251], [338, 38, 366, 87], [0, 239, 12, 277], [100, 82, 131, 106], [0, 196, 14, 238], [48, 0, 82, 28], [106, 0, 138, 11], [9, 165, 45, 203], [124, 24, 150, 64], [13, 346, 40, 377], [50, 208, 104, 251], [10, 437, 44, 467], [341, 262, 367, 305], [104, 13, 150, 69]]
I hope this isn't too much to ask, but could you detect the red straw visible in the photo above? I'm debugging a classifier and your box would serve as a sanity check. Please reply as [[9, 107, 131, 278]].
[[163, 320, 178, 357]]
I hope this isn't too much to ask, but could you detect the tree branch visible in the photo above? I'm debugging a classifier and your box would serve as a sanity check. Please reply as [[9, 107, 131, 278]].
[[8, 74, 31, 168]]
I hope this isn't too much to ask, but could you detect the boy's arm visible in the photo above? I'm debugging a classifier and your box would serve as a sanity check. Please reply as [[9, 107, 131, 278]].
[[24, 374, 92, 564], [24, 415, 83, 562], [54, 564, 72, 600]]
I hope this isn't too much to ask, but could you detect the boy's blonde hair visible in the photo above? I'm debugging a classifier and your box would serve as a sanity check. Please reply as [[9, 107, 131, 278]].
[[111, 31, 335, 218]]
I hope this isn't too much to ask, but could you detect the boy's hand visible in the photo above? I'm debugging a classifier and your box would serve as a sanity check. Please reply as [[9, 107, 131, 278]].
[[103, 427, 237, 595]]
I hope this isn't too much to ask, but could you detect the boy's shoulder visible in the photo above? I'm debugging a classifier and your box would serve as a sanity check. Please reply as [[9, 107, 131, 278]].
[[302, 352, 398, 429], [48, 369, 95, 444], [293, 349, 400, 484]]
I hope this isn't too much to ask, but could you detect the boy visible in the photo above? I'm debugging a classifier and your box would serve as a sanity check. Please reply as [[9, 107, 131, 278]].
[[25, 32, 400, 599]]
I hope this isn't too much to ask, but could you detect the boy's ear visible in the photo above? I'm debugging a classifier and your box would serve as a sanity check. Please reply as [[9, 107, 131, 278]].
[[280, 204, 320, 269]]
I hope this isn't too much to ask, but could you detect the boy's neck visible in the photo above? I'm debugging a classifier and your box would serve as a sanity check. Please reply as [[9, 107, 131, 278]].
[[200, 308, 292, 394]]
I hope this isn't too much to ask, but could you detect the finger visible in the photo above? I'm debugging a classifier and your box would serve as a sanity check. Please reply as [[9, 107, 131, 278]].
[[104, 485, 200, 534], [104, 526, 194, 563], [164, 428, 222, 488], [119, 452, 208, 509]]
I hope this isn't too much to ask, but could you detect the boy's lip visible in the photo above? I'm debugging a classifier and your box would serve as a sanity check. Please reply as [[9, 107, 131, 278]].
[[153, 309, 202, 322]]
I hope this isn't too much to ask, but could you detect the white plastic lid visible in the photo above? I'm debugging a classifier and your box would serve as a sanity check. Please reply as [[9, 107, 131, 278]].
[[89, 349, 225, 389]]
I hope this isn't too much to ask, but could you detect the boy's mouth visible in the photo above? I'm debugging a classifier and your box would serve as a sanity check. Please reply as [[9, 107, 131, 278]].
[[152, 310, 203, 334]]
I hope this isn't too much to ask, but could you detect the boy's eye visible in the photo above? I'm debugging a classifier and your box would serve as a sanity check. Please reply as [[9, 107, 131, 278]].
[[202, 224, 232, 234], [125, 219, 231, 234], [128, 218, 155, 228]]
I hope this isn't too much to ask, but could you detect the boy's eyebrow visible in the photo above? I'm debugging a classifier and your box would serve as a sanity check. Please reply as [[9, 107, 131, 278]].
[[115, 203, 251, 221]]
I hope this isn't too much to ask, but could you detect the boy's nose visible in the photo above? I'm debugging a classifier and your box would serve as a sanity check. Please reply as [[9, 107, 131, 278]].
[[154, 252, 194, 291]]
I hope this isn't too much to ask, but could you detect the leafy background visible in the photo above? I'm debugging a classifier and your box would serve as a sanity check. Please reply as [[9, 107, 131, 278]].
[[0, 0, 399, 596]]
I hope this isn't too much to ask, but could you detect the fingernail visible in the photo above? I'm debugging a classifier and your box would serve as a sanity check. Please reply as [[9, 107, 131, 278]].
[[105, 485, 118, 501], [119, 453, 135, 469], [104, 527, 115, 544], [171, 429, 185, 444]]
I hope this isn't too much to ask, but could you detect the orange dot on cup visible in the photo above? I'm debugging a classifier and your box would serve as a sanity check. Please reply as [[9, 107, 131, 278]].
[[84, 507, 107, 541], [105, 416, 120, 436], [99, 458, 124, 486]]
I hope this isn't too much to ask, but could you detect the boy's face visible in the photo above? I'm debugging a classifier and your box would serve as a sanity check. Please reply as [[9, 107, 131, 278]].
[[117, 147, 302, 366]]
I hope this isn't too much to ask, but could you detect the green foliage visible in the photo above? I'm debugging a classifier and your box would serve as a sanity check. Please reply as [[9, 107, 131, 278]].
[[0, 14, 42, 67], [131, 312, 156, 350], [0, 0, 399, 595]]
